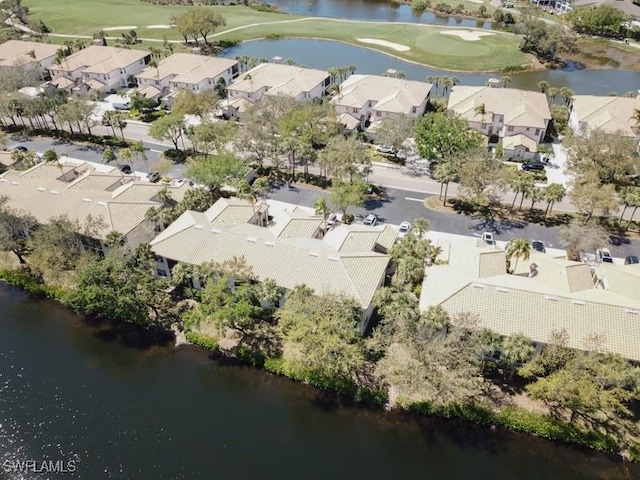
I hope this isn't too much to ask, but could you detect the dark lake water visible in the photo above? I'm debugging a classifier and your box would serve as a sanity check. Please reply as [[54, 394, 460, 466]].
[[1, 284, 640, 479], [267, 0, 492, 28], [222, 38, 640, 95]]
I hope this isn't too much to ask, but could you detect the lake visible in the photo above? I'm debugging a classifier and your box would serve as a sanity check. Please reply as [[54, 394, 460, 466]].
[[1, 284, 639, 479], [222, 38, 640, 95]]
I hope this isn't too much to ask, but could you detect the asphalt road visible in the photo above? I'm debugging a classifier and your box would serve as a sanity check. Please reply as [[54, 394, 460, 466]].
[[268, 185, 640, 259], [6, 133, 640, 259]]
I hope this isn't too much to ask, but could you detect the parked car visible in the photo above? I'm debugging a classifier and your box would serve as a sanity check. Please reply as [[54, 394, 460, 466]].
[[146, 171, 161, 183], [522, 160, 545, 172], [363, 213, 378, 226], [624, 255, 639, 265], [118, 164, 132, 174], [531, 240, 546, 253], [13, 146, 28, 152], [326, 213, 338, 227], [482, 232, 495, 245], [596, 248, 613, 263], [398, 221, 412, 238], [375, 145, 396, 156]]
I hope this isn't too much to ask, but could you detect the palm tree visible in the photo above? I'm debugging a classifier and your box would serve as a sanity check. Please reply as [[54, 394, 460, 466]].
[[418, 304, 450, 338], [630, 108, 640, 137], [441, 76, 453, 97], [623, 187, 640, 230], [527, 186, 545, 212], [500, 75, 512, 88], [537, 80, 550, 94], [42, 148, 58, 164], [547, 87, 559, 104], [413, 217, 430, 238], [450, 76, 460, 87], [544, 183, 566, 217], [559, 87, 574, 107], [314, 196, 331, 222], [102, 146, 117, 165], [474, 102, 487, 127], [501, 333, 535, 380], [506, 238, 530, 274], [510, 173, 535, 211], [432, 161, 457, 206], [259, 278, 284, 310]]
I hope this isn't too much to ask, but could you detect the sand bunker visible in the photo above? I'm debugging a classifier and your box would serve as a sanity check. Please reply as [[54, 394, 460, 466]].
[[440, 30, 495, 41], [146, 25, 172, 29], [102, 26, 138, 31], [356, 38, 410, 52]]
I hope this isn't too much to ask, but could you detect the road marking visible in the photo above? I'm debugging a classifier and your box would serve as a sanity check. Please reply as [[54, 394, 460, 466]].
[[149, 149, 163, 153], [405, 197, 424, 202]]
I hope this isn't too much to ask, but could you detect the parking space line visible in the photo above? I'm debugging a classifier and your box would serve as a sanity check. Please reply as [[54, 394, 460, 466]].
[[405, 197, 424, 202]]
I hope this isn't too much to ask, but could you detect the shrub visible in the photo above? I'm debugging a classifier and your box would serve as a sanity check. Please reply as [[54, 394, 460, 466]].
[[0, 268, 68, 301], [185, 331, 219, 351], [265, 33, 283, 40]]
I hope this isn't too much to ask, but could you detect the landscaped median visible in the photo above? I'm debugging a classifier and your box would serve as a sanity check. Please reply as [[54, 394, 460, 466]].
[[24, 1, 533, 72]]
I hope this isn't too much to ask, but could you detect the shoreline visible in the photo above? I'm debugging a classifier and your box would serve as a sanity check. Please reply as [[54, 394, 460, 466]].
[[0, 271, 633, 461]]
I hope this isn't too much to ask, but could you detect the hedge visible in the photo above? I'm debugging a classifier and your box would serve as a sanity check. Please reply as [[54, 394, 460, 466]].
[[0, 268, 68, 301], [185, 331, 219, 351]]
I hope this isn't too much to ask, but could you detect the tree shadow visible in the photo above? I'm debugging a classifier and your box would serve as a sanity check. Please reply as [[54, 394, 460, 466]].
[[83, 316, 175, 350]]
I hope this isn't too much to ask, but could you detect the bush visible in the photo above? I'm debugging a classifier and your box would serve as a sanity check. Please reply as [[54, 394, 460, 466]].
[[343, 213, 355, 224], [265, 33, 283, 40], [248, 3, 278, 12], [185, 331, 219, 351], [0, 268, 68, 301]]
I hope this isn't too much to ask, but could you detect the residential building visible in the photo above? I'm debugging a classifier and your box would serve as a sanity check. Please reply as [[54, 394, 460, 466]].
[[418, 234, 640, 361], [529, 0, 573, 13], [135, 53, 238, 95], [447, 86, 551, 148], [330, 74, 432, 132], [569, 94, 640, 139], [0, 160, 190, 252], [0, 40, 59, 73], [48, 46, 151, 93], [150, 198, 396, 330], [223, 63, 330, 118], [571, 0, 640, 18]]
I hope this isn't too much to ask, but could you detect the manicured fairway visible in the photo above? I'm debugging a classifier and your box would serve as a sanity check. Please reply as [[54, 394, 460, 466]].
[[24, 0, 533, 71]]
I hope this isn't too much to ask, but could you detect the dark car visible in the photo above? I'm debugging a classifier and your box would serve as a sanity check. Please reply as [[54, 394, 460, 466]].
[[625, 255, 639, 265], [118, 164, 132, 174], [147, 171, 161, 183], [522, 160, 545, 172], [13, 146, 28, 152], [531, 240, 546, 253]]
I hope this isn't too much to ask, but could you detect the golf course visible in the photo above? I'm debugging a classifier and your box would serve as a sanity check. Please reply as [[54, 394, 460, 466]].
[[23, 0, 534, 72]]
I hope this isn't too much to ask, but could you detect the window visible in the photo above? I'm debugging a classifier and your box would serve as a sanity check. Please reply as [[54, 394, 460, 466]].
[[526, 127, 530, 132], [412, 106, 417, 114], [352, 108, 358, 114], [507, 126, 514, 132], [535, 128, 540, 135], [156, 269, 168, 278], [155, 80, 159, 86], [376, 111, 381, 117]]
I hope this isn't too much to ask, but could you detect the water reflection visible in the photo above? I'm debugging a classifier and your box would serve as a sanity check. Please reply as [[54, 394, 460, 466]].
[[222, 38, 640, 95]]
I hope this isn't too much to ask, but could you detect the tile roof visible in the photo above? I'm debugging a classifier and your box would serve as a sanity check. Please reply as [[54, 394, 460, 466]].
[[571, 95, 640, 137], [331, 74, 432, 114], [448, 86, 550, 129], [50, 46, 149, 75], [136, 84, 162, 99], [0, 161, 190, 238], [323, 224, 399, 252], [0, 40, 59, 67], [419, 238, 640, 360], [151, 198, 392, 309], [136, 53, 237, 85], [502, 134, 538, 153], [229, 63, 329, 96]]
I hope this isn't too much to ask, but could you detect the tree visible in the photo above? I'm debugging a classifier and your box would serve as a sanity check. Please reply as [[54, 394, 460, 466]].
[[509, 172, 535, 211], [414, 112, 483, 161], [149, 113, 185, 152], [500, 76, 512, 88], [549, 104, 570, 136], [619, 186, 640, 230], [431, 160, 457, 206], [314, 196, 331, 222], [566, 5, 627, 37], [501, 333, 535, 380], [0, 196, 37, 264], [458, 151, 509, 205], [413, 217, 430, 238], [102, 146, 117, 165], [276, 287, 365, 381], [569, 175, 620, 224], [543, 183, 566, 216], [172, 89, 220, 121], [187, 149, 248, 193], [527, 185, 546, 212], [559, 219, 610, 260], [329, 180, 368, 218], [563, 129, 640, 186], [317, 135, 372, 183], [505, 238, 531, 274], [374, 116, 415, 158], [538, 80, 550, 94], [187, 120, 236, 157]]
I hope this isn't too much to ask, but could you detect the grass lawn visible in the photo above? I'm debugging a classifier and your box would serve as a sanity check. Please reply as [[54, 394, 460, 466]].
[[24, 0, 532, 71]]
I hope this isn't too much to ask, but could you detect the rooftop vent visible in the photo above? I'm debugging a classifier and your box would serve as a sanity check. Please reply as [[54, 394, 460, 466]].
[[0, 179, 7, 183], [211, 228, 221, 234], [82, 198, 91, 202], [50, 190, 59, 195], [625, 308, 639, 315], [194, 225, 204, 230], [572, 300, 586, 306], [328, 256, 339, 262], [496, 287, 509, 293], [97, 201, 107, 206], [545, 295, 559, 302], [472, 283, 485, 289], [265, 241, 275, 247], [37, 187, 46, 192], [247, 236, 256, 243], [309, 251, 319, 257], [11, 181, 18, 185]]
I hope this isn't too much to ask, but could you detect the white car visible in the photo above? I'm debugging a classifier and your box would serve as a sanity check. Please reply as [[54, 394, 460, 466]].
[[597, 248, 613, 263], [398, 221, 412, 238], [482, 232, 495, 245], [375, 145, 396, 155], [363, 213, 378, 226]]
